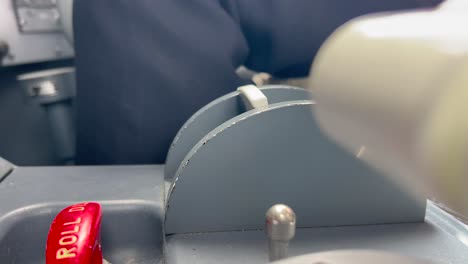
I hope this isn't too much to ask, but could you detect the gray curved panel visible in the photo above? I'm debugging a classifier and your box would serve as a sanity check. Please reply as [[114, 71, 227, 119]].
[[165, 101, 426, 234], [164, 86, 310, 179]]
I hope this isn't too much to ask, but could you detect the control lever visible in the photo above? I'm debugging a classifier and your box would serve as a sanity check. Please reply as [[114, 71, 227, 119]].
[[46, 202, 110, 264], [266, 204, 296, 262]]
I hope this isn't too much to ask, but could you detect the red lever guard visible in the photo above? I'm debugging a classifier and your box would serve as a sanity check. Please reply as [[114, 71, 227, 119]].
[[46, 202, 103, 264]]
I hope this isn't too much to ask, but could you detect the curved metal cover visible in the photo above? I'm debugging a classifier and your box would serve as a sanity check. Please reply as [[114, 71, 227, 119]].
[[165, 102, 425, 234], [164, 86, 310, 179]]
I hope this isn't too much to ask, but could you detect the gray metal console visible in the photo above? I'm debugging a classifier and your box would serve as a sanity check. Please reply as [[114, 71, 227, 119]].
[[0, 165, 165, 264], [0, 86, 466, 263]]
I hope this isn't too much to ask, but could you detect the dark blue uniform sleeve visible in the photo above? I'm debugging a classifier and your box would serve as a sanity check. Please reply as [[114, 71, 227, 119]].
[[73, 0, 440, 165]]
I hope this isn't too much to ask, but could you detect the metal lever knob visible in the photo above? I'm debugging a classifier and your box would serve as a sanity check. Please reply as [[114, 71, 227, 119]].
[[46, 202, 109, 264], [266, 204, 296, 262]]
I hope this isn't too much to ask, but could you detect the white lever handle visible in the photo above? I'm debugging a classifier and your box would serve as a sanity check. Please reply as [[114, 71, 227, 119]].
[[237, 85, 269, 110]]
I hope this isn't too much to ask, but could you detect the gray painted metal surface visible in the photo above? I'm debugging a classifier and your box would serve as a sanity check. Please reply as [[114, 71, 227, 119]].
[[0, 165, 164, 215], [0, 165, 165, 263], [165, 101, 425, 234], [165, 202, 468, 264], [165, 86, 310, 179], [0, 165, 465, 263], [0, 0, 74, 66]]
